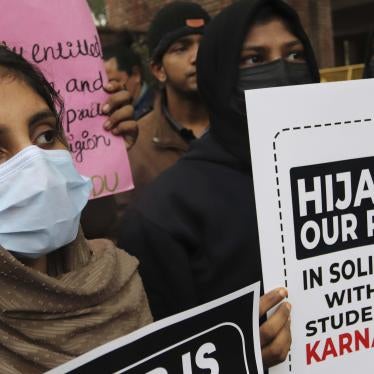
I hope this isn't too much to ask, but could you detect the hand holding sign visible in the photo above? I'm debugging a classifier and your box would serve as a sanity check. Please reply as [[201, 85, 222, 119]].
[[102, 81, 138, 147], [260, 288, 292, 368]]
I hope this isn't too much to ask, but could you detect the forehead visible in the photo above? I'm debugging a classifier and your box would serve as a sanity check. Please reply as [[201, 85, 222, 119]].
[[0, 78, 48, 116], [242, 18, 300, 48], [104, 57, 119, 69], [171, 33, 203, 45]]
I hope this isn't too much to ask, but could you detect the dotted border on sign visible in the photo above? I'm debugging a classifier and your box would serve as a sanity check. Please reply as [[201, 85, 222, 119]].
[[272, 117, 373, 372]]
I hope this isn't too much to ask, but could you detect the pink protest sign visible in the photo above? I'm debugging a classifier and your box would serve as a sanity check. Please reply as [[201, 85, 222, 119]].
[[0, 0, 133, 199]]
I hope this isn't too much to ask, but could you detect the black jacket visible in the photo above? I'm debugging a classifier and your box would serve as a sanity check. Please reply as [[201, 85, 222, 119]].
[[118, 0, 320, 320], [119, 133, 261, 319]]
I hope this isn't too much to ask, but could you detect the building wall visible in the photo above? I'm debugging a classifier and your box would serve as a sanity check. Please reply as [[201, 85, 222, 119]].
[[332, 2, 374, 65], [288, 0, 335, 67], [105, 0, 335, 67], [105, 0, 235, 32]]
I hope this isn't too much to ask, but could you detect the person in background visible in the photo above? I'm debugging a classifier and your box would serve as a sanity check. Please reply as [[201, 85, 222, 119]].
[[103, 43, 155, 120], [119, 0, 320, 369], [80, 77, 138, 240], [0, 45, 152, 373], [363, 31, 374, 78], [121, 1, 211, 204], [80, 58, 139, 240]]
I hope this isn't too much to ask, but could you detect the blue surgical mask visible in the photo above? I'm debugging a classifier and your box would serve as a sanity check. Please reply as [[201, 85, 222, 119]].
[[0, 146, 92, 259]]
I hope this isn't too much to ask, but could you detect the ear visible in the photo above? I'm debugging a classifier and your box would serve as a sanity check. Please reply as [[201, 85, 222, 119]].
[[150, 61, 167, 83]]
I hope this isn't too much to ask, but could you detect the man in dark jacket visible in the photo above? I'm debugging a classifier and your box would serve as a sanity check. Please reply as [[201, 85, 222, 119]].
[[126, 1, 210, 202], [119, 0, 320, 369]]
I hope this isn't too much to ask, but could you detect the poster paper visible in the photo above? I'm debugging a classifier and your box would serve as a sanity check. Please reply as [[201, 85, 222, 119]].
[[246, 79, 374, 374], [0, 0, 133, 198]]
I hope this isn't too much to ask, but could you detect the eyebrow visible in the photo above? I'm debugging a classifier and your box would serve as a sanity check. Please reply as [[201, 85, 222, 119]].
[[241, 40, 303, 53], [28, 109, 57, 128], [0, 109, 57, 139], [285, 40, 304, 48]]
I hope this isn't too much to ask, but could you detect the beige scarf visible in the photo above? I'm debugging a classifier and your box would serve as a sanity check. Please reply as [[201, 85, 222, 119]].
[[0, 230, 153, 374]]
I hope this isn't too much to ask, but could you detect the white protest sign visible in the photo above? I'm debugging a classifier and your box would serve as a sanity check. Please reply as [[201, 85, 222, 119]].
[[246, 79, 374, 373], [47, 283, 262, 374]]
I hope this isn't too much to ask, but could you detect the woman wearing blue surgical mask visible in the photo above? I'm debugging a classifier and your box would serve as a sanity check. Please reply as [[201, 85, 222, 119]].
[[0, 45, 152, 373]]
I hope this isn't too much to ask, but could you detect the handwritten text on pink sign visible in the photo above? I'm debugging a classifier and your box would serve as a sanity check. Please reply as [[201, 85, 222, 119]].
[[0, 0, 133, 198]]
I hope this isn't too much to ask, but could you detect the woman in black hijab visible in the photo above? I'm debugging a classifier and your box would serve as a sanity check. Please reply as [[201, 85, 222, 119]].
[[119, 0, 320, 368]]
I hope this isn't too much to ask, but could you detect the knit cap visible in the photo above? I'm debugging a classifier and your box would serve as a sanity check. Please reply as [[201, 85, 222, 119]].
[[147, 1, 211, 62]]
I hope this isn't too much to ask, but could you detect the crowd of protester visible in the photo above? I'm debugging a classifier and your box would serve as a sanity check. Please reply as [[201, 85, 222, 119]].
[[0, 0, 373, 372]]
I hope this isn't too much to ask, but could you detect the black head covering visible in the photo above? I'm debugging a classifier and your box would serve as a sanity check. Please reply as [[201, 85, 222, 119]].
[[197, 0, 320, 164], [147, 1, 211, 62], [363, 31, 374, 78]]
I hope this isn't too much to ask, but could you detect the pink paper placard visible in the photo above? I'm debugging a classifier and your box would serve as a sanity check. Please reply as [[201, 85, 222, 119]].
[[0, 0, 134, 199]]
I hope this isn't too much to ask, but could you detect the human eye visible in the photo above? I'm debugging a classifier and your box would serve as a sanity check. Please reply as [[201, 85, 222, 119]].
[[169, 42, 187, 54], [33, 125, 58, 148], [239, 53, 264, 68], [286, 49, 306, 63]]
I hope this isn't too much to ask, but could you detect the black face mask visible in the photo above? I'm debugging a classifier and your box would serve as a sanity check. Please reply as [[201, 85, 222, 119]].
[[232, 59, 313, 115], [237, 59, 313, 91]]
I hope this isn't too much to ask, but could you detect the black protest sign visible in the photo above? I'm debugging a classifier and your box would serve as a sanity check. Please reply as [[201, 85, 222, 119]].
[[49, 283, 262, 374], [291, 156, 374, 259]]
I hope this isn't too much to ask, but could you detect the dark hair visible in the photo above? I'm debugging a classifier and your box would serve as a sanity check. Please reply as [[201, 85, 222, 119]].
[[0, 45, 65, 141], [103, 44, 143, 78]]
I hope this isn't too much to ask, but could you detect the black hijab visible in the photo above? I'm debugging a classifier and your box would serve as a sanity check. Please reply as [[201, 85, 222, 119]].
[[196, 0, 320, 165]]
